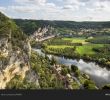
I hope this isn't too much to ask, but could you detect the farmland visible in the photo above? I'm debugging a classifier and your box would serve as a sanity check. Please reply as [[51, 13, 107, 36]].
[[43, 37, 110, 68], [44, 37, 105, 55]]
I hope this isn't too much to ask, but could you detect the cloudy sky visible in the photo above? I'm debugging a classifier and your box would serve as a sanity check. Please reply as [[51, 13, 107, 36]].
[[0, 0, 110, 21]]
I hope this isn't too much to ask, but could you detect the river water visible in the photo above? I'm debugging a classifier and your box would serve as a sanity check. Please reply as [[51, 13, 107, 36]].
[[33, 48, 110, 88]]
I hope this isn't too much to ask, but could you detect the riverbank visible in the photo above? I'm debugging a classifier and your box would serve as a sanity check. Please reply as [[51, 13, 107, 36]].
[[42, 48, 110, 69], [32, 49, 98, 89], [42, 37, 110, 69], [33, 48, 110, 88]]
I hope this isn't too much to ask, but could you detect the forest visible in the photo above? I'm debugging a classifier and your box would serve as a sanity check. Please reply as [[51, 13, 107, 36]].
[[14, 19, 110, 36]]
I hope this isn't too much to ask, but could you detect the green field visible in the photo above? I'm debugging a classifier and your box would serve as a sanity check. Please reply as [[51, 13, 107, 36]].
[[46, 44, 104, 55], [75, 44, 104, 55], [44, 37, 105, 55], [62, 37, 88, 44], [47, 45, 74, 49]]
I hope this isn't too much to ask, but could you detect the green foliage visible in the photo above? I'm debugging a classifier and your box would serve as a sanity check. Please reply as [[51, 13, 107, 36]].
[[50, 56, 57, 65], [6, 75, 38, 89], [86, 36, 110, 44], [14, 19, 110, 39], [43, 37, 110, 68], [61, 68, 68, 76], [30, 51, 64, 89], [0, 12, 27, 50], [102, 84, 110, 89], [45, 38, 82, 46], [71, 65, 78, 72], [83, 80, 97, 89]]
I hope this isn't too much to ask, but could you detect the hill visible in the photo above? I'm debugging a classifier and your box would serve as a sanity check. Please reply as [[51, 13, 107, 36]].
[[14, 19, 110, 35], [0, 12, 31, 89]]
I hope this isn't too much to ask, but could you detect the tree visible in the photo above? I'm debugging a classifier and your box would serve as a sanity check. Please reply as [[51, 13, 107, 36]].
[[50, 56, 57, 65], [83, 80, 96, 89], [71, 65, 78, 72], [102, 84, 110, 89], [61, 68, 68, 76]]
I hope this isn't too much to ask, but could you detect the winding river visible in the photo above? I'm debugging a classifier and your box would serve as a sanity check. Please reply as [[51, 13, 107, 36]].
[[33, 48, 110, 88]]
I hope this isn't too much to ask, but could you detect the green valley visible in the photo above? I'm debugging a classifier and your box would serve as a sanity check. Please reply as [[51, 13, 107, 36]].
[[0, 11, 110, 90]]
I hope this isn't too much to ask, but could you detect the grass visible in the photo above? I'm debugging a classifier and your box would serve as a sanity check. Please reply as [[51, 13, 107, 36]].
[[47, 45, 74, 49], [71, 80, 80, 89], [75, 44, 104, 55], [62, 37, 88, 44], [45, 37, 105, 56], [46, 44, 104, 56]]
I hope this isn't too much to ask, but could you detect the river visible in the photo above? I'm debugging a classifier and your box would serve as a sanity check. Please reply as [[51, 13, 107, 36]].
[[33, 48, 110, 88]]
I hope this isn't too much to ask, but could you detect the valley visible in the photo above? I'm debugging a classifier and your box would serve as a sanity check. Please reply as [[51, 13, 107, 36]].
[[0, 11, 110, 90]]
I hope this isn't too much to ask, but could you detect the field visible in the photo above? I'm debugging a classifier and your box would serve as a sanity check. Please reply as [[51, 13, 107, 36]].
[[47, 45, 74, 49], [43, 36, 110, 68], [44, 37, 105, 55], [62, 37, 88, 44], [75, 44, 104, 55]]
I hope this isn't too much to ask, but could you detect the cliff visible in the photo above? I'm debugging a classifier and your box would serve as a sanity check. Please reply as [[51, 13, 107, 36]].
[[0, 12, 31, 89]]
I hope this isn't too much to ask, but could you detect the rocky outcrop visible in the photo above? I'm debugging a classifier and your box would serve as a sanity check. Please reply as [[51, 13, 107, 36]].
[[0, 37, 31, 89], [26, 70, 40, 87], [0, 12, 32, 89]]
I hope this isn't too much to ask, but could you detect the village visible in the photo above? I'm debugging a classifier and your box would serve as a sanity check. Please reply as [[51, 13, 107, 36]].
[[31, 26, 56, 42]]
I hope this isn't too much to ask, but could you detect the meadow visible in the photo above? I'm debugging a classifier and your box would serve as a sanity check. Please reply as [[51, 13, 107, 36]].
[[44, 37, 105, 55], [62, 37, 88, 44], [43, 37, 110, 67]]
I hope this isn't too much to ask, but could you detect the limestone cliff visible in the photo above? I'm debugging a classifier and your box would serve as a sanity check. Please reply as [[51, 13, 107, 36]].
[[0, 12, 31, 89]]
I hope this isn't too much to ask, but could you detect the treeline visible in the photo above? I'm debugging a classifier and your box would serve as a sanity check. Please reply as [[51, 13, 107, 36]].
[[93, 45, 110, 53], [44, 47, 80, 59], [0, 12, 27, 50], [45, 38, 82, 46], [86, 36, 110, 44], [14, 19, 110, 35], [43, 45, 110, 68]]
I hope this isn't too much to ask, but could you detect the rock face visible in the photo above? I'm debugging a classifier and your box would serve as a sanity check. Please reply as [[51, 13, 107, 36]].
[[0, 12, 31, 89], [26, 70, 40, 87]]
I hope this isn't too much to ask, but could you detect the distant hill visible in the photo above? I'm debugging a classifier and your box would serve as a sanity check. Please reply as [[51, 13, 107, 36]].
[[14, 19, 110, 35]]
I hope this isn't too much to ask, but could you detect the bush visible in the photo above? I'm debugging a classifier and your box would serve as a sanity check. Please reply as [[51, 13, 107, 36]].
[[71, 65, 78, 72], [102, 84, 110, 89], [83, 80, 97, 89], [61, 67, 69, 76]]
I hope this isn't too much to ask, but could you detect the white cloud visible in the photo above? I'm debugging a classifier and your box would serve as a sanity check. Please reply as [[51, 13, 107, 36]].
[[0, 0, 110, 21], [62, 5, 79, 10], [63, 5, 74, 9], [78, 0, 90, 2], [14, 0, 46, 5], [63, 0, 86, 6], [9, 6, 39, 13], [0, 6, 6, 12], [86, 0, 110, 12]]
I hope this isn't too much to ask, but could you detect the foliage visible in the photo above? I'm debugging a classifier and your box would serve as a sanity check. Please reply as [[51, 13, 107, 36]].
[[86, 36, 110, 44], [102, 84, 110, 89], [83, 80, 97, 89], [14, 19, 110, 35], [6, 75, 38, 89], [43, 37, 110, 68], [0, 12, 27, 50], [30, 51, 64, 89], [71, 65, 78, 72]]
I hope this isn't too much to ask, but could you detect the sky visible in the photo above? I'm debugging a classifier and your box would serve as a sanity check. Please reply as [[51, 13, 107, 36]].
[[0, 0, 110, 21]]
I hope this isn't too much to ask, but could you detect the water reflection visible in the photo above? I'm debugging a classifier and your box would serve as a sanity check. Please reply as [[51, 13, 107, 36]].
[[33, 48, 110, 87]]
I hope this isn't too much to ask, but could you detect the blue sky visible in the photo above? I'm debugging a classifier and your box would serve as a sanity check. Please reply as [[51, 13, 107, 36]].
[[0, 0, 110, 21]]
